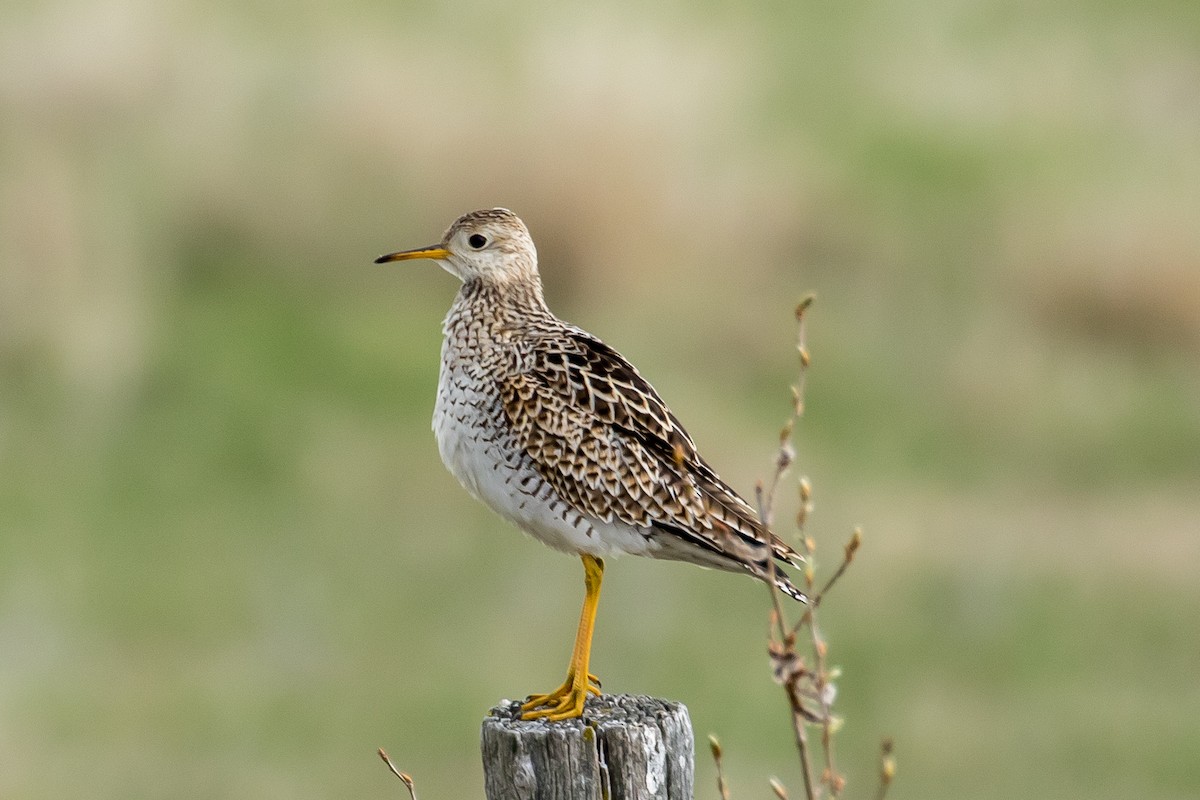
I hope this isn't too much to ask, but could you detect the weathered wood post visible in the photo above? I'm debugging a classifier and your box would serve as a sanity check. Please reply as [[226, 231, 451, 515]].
[[481, 694, 694, 800]]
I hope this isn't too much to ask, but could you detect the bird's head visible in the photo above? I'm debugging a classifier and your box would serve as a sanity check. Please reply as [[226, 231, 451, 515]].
[[374, 208, 539, 285]]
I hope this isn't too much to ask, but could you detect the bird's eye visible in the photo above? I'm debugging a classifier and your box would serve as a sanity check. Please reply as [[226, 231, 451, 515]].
[[468, 233, 488, 249]]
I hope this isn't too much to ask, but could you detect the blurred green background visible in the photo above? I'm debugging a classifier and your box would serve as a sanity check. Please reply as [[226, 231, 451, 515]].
[[2, 1, 1198, 798]]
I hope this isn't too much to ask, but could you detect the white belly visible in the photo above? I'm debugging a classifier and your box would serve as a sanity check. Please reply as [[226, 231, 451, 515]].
[[432, 381, 655, 559]]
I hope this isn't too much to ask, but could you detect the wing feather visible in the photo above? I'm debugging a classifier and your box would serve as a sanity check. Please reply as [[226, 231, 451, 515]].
[[498, 329, 803, 583]]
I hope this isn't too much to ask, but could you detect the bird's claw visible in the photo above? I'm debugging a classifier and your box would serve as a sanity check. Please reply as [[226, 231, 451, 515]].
[[520, 672, 602, 720]]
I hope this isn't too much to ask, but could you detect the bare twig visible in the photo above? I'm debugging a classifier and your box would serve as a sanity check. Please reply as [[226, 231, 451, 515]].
[[802, 604, 837, 795], [766, 569, 791, 646], [725, 299, 895, 800], [783, 670, 819, 800], [761, 295, 815, 525], [812, 529, 862, 608], [378, 749, 418, 800], [873, 739, 896, 800], [757, 296, 871, 800], [709, 735, 732, 800]]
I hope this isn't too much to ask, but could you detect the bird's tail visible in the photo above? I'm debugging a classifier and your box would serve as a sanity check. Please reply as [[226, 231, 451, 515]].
[[765, 533, 808, 602], [769, 566, 809, 604]]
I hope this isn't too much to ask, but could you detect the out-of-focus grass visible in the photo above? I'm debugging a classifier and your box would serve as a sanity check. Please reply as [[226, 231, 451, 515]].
[[2, 1, 1199, 799]]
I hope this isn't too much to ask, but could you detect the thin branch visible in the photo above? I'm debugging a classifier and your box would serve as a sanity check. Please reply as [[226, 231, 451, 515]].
[[378, 749, 418, 800], [709, 735, 732, 800], [873, 739, 896, 800], [804, 612, 838, 797], [750, 298, 888, 800], [812, 529, 861, 608], [762, 295, 815, 524], [759, 507, 792, 646], [786, 681, 819, 800]]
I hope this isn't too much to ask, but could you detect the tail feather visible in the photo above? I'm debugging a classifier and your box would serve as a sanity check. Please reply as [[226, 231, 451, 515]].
[[648, 519, 809, 602], [763, 563, 808, 603]]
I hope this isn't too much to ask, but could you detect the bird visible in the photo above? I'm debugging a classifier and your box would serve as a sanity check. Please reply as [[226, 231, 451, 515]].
[[375, 208, 806, 721]]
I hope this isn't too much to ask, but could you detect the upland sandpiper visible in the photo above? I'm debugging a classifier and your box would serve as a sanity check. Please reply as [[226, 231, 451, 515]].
[[375, 208, 806, 721]]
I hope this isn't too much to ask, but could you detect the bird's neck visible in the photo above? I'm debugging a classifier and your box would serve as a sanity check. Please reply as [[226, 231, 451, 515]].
[[445, 277, 555, 340]]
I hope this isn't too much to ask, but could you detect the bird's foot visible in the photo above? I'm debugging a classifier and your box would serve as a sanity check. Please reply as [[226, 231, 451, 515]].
[[519, 672, 602, 721]]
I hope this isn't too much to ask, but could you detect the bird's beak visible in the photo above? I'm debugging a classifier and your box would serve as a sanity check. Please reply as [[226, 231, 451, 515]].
[[373, 245, 451, 264]]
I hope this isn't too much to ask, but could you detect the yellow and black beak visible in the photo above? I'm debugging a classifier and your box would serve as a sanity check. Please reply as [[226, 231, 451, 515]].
[[373, 245, 451, 264]]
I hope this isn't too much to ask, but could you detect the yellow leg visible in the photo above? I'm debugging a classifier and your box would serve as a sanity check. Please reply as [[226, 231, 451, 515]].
[[521, 554, 605, 721]]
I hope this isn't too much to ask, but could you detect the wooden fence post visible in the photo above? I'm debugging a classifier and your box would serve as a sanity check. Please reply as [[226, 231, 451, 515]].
[[480, 694, 694, 800]]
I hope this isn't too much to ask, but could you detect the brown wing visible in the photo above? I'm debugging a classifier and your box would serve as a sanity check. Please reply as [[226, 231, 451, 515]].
[[498, 329, 803, 584]]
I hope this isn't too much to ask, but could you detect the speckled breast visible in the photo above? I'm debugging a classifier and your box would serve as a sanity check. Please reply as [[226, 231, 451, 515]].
[[431, 302, 655, 560]]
